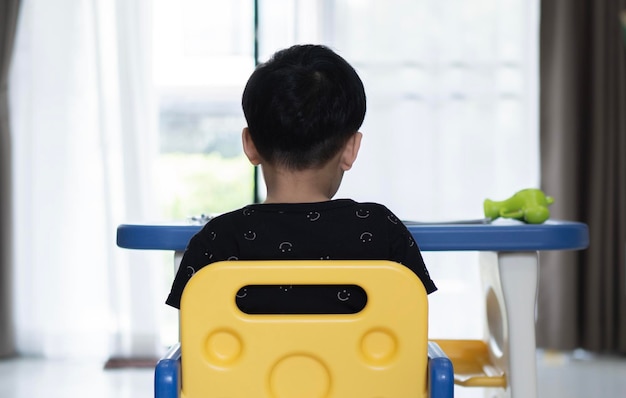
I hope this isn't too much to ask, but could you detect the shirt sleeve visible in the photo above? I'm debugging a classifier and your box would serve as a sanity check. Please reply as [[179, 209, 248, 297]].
[[387, 213, 438, 294], [165, 227, 217, 309]]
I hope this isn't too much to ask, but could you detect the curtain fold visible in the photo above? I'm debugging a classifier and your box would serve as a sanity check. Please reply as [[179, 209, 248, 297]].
[[0, 0, 21, 358], [537, 0, 626, 353]]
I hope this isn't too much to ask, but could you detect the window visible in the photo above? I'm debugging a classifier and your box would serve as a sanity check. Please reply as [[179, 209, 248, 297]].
[[153, 0, 255, 219]]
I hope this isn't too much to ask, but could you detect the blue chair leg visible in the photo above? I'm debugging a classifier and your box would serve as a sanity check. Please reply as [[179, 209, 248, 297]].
[[428, 341, 454, 398], [155, 343, 181, 398]]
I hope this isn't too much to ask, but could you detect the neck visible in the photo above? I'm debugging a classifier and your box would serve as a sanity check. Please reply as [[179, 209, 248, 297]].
[[261, 161, 343, 204]]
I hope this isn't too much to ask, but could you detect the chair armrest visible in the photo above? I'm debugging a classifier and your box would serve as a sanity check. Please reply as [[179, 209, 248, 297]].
[[428, 341, 454, 398], [155, 343, 181, 398]]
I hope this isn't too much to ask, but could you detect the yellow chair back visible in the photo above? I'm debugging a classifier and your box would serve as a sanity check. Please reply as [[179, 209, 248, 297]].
[[179, 260, 429, 398]]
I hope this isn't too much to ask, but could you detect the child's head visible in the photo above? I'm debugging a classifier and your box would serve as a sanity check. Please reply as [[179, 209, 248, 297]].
[[242, 44, 366, 170]]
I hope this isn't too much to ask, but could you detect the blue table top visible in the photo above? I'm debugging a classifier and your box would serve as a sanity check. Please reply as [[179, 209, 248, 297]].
[[116, 220, 589, 252]]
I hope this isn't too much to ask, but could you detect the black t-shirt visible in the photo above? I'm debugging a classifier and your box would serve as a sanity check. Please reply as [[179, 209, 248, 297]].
[[166, 199, 437, 309]]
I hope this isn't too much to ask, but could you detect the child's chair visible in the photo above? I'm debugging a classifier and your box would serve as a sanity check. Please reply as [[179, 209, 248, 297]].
[[154, 260, 454, 398]]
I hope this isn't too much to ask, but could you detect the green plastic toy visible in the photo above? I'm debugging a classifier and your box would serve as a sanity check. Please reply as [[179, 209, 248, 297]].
[[484, 188, 554, 224]]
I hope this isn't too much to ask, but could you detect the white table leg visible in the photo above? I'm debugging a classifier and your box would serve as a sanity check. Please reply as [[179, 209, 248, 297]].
[[479, 251, 538, 398]]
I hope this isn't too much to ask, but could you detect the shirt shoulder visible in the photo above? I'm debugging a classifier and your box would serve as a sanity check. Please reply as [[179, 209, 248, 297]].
[[348, 201, 403, 224]]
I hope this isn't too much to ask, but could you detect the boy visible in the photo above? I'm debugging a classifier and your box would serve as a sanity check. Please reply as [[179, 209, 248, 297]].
[[166, 44, 436, 310]]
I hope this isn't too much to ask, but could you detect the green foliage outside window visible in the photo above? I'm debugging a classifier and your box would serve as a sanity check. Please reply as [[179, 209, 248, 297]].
[[156, 152, 253, 220]]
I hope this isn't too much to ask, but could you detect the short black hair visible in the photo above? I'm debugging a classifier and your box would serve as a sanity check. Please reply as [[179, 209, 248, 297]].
[[242, 44, 366, 170]]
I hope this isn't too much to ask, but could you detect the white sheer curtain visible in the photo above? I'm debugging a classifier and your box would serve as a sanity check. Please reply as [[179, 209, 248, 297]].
[[10, 0, 162, 358], [334, 0, 540, 218]]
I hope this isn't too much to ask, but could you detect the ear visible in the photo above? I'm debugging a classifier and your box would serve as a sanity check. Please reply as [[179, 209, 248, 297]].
[[242, 128, 262, 166], [340, 132, 362, 171]]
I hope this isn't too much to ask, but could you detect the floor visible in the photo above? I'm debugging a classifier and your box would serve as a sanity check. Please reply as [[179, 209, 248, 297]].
[[1, 350, 625, 398], [536, 350, 626, 397]]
